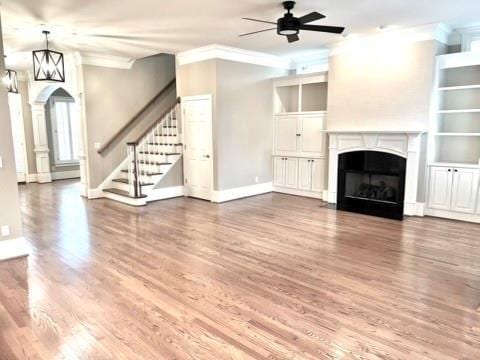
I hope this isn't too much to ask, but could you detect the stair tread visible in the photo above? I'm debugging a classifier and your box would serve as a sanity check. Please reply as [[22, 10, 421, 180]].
[[103, 188, 147, 199], [147, 142, 182, 145], [112, 178, 154, 186], [155, 134, 178, 136], [136, 161, 172, 165], [139, 152, 181, 155]]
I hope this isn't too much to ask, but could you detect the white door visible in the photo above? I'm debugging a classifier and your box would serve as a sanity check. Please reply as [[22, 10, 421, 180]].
[[311, 159, 325, 193], [7, 93, 28, 182], [427, 166, 453, 210], [298, 158, 312, 190], [299, 116, 325, 156], [284, 157, 298, 189], [273, 157, 286, 186], [182, 95, 213, 200], [451, 168, 479, 214], [275, 116, 298, 155]]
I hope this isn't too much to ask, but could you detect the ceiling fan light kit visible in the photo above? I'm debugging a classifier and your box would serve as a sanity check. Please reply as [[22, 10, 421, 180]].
[[241, 1, 345, 43], [32, 30, 65, 82]]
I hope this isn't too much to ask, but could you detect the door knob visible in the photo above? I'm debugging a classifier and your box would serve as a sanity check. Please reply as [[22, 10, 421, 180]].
[[203, 154, 210, 158]]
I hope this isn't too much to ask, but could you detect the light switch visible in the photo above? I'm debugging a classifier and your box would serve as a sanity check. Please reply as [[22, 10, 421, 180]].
[[0, 156, 3, 168], [1, 225, 10, 237], [94, 143, 101, 150]]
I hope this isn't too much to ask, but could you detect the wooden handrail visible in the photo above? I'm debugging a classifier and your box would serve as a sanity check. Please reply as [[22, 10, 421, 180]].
[[97, 78, 176, 154], [128, 97, 181, 146]]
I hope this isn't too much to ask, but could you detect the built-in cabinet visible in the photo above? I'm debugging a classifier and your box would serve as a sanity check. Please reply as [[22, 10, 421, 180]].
[[426, 52, 480, 222], [272, 73, 328, 199]]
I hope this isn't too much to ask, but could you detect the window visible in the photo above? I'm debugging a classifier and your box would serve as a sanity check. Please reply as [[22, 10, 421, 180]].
[[471, 39, 480, 52], [50, 97, 79, 165]]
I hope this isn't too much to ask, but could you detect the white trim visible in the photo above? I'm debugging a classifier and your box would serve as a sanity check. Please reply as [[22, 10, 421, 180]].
[[87, 188, 104, 199], [102, 191, 146, 206], [177, 44, 292, 69], [212, 182, 273, 203], [51, 170, 80, 181], [424, 208, 480, 224], [26, 173, 38, 183], [146, 186, 184, 202], [37, 172, 52, 183], [77, 52, 135, 69], [97, 157, 131, 191], [273, 186, 325, 200], [404, 202, 425, 217], [0, 237, 29, 262], [330, 23, 452, 56]]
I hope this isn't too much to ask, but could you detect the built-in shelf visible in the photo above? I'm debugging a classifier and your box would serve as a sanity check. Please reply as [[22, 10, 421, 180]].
[[438, 109, 480, 114], [438, 84, 480, 91], [435, 133, 480, 137]]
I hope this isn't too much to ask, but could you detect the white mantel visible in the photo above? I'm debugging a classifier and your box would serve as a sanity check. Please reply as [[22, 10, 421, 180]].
[[327, 130, 426, 216]]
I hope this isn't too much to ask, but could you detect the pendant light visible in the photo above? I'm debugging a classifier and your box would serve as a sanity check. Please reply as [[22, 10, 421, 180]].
[[32, 30, 65, 82], [3, 56, 18, 93]]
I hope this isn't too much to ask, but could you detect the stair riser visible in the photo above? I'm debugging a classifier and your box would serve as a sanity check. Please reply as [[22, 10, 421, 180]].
[[137, 154, 181, 163]]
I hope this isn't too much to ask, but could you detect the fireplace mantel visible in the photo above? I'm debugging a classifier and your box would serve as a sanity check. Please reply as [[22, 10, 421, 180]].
[[327, 130, 425, 216]]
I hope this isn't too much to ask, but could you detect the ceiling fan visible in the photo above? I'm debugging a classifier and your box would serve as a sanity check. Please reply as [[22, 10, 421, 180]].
[[240, 1, 345, 43]]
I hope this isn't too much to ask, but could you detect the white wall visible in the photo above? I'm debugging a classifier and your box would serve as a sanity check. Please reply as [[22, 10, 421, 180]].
[[327, 40, 440, 131]]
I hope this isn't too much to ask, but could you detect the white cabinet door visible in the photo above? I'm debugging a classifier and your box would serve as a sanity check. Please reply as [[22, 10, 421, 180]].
[[275, 117, 298, 155], [273, 157, 286, 186], [428, 167, 453, 210], [311, 159, 325, 193], [299, 116, 325, 156], [451, 168, 479, 214], [284, 158, 298, 188], [298, 159, 312, 190]]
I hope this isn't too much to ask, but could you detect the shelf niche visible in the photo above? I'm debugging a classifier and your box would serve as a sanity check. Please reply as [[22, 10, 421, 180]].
[[434, 136, 480, 165], [439, 65, 480, 88]]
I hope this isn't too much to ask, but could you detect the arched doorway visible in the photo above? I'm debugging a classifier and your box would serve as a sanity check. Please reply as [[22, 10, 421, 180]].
[[30, 83, 88, 196]]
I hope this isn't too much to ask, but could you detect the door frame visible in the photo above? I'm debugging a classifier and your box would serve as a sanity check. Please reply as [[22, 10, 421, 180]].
[[181, 94, 214, 201]]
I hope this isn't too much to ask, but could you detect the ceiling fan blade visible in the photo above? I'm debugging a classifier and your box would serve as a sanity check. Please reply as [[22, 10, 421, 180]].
[[239, 28, 277, 37], [299, 24, 345, 34], [298, 11, 325, 24], [287, 34, 299, 43], [242, 17, 277, 25]]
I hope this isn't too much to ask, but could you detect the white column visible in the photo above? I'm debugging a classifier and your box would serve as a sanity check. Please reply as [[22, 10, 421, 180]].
[[404, 134, 421, 216], [327, 134, 338, 203], [31, 103, 52, 183]]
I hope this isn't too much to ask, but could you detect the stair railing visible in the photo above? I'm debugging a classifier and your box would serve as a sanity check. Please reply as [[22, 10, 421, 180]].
[[126, 98, 181, 198]]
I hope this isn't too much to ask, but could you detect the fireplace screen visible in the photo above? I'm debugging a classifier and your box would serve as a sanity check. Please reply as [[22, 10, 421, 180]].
[[345, 172, 399, 203], [337, 151, 406, 220]]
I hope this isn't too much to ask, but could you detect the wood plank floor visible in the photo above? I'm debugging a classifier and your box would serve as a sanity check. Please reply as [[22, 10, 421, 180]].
[[1, 180, 479, 359]]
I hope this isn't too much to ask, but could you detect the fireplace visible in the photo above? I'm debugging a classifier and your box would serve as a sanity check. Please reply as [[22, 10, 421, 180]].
[[337, 151, 406, 220]]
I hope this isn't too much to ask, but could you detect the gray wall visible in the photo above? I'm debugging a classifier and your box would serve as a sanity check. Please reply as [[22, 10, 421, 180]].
[[177, 59, 287, 191], [44, 88, 79, 175], [215, 60, 287, 190], [0, 16, 23, 240], [82, 54, 179, 188]]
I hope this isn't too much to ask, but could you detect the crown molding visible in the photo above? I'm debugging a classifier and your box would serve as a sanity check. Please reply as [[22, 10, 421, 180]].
[[176, 44, 293, 69], [329, 23, 453, 56], [76, 52, 135, 69]]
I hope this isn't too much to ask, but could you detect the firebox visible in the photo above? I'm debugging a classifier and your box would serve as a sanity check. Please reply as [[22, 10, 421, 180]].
[[337, 151, 406, 220]]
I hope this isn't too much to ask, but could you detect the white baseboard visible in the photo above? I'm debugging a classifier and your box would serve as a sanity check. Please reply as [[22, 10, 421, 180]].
[[51, 170, 80, 181], [87, 188, 104, 199], [273, 186, 325, 200], [0, 237, 29, 262], [26, 173, 38, 183], [424, 208, 480, 223], [37, 173, 52, 183], [146, 186, 184, 202], [102, 190, 147, 206], [212, 182, 273, 203]]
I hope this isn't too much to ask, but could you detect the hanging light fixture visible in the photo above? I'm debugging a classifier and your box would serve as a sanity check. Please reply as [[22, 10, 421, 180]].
[[32, 30, 65, 82], [2, 56, 18, 93], [3, 69, 18, 93]]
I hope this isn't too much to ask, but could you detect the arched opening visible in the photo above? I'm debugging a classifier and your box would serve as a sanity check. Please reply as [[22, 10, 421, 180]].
[[30, 83, 88, 196]]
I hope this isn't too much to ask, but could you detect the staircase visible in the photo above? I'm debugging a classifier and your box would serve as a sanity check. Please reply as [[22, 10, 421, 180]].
[[101, 98, 183, 206]]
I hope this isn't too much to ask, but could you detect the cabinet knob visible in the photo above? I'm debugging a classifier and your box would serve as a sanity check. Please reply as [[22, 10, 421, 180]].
[[454, 169, 458, 172], [448, 169, 452, 172]]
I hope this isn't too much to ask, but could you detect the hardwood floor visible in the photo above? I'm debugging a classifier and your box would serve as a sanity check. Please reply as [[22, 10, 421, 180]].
[[1, 179, 479, 359]]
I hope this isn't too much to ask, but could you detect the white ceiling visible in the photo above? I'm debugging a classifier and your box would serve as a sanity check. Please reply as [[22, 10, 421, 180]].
[[2, 0, 480, 68]]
